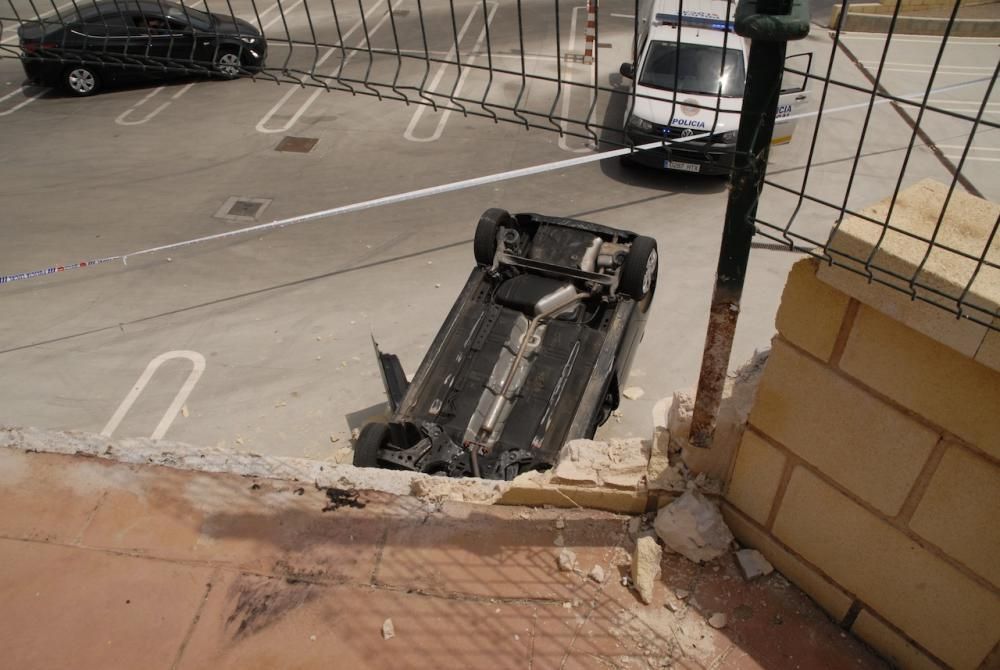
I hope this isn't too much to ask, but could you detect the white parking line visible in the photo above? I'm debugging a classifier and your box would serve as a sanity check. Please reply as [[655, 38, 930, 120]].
[[115, 82, 195, 125], [557, 5, 593, 153], [255, 0, 401, 134], [101, 350, 206, 440], [1, 0, 79, 43], [0, 84, 48, 115], [838, 33, 998, 45], [403, 2, 499, 143]]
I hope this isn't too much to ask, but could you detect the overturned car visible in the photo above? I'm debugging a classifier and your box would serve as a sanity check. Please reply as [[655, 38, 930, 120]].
[[355, 209, 658, 480]]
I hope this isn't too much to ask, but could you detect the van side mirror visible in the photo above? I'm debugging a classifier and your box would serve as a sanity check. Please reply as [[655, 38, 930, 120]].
[[619, 62, 635, 79]]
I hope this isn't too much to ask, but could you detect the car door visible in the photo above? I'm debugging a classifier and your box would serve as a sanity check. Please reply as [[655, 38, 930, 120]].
[[773, 51, 811, 145], [67, 14, 131, 80]]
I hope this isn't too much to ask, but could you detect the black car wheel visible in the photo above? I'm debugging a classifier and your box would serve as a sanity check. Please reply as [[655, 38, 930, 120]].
[[474, 208, 513, 266], [215, 50, 242, 79], [63, 65, 100, 97], [353, 422, 388, 468], [619, 236, 658, 299]]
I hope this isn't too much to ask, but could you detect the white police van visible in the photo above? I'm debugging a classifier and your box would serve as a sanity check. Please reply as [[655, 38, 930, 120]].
[[619, 0, 809, 174]]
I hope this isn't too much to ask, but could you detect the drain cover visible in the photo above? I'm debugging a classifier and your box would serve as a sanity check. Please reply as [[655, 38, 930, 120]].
[[214, 197, 272, 223], [275, 136, 319, 153]]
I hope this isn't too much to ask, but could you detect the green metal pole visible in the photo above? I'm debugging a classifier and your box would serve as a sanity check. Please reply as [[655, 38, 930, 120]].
[[688, 0, 809, 448]]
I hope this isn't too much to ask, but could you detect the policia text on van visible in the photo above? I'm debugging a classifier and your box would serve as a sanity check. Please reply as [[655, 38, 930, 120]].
[[619, 0, 808, 175]]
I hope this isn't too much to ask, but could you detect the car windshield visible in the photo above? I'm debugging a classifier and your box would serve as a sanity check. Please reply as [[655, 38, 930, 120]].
[[165, 5, 213, 29], [639, 41, 746, 97]]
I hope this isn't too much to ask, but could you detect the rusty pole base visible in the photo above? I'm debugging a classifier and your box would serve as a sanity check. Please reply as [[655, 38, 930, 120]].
[[689, 295, 741, 449]]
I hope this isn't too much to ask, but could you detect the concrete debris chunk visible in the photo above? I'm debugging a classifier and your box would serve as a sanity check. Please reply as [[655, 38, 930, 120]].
[[653, 489, 734, 563], [630, 535, 662, 605], [622, 386, 645, 400], [735, 548, 774, 580], [588, 565, 606, 584], [555, 517, 566, 530], [381, 618, 395, 640], [708, 613, 728, 629], [674, 588, 690, 600], [552, 438, 649, 490], [557, 548, 578, 572]]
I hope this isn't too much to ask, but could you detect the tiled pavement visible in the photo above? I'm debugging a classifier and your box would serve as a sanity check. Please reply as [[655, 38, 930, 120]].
[[0, 448, 890, 669]]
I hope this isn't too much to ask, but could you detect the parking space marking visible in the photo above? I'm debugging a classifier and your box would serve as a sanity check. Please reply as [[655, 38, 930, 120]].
[[557, 5, 593, 153], [114, 82, 195, 125], [255, 0, 401, 134], [403, 1, 499, 143], [100, 350, 206, 440], [0, 84, 48, 115]]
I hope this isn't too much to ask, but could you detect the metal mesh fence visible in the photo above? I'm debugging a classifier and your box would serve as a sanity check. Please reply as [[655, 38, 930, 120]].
[[2, 0, 996, 327]]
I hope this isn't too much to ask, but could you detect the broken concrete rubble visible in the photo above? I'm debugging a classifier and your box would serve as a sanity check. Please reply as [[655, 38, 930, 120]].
[[382, 618, 395, 640], [735, 548, 774, 580], [631, 535, 662, 605], [552, 438, 650, 490], [647, 351, 769, 487], [653, 489, 734, 563], [588, 565, 606, 584], [558, 548, 578, 573]]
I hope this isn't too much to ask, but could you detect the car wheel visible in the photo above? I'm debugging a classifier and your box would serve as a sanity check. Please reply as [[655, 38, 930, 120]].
[[215, 50, 242, 79], [619, 236, 658, 299], [352, 422, 388, 468], [63, 65, 100, 97], [474, 208, 513, 266]]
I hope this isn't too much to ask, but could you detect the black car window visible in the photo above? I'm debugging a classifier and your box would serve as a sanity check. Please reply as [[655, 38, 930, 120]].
[[98, 14, 129, 26], [134, 14, 168, 30], [165, 6, 212, 30]]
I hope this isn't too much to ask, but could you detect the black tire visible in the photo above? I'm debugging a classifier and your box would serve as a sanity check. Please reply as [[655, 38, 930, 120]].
[[619, 236, 658, 299], [215, 49, 242, 79], [474, 208, 513, 266], [63, 65, 100, 97], [353, 422, 388, 468]]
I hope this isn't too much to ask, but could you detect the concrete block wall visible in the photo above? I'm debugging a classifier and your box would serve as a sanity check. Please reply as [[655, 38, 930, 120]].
[[828, 0, 1000, 36], [722, 256, 1000, 669]]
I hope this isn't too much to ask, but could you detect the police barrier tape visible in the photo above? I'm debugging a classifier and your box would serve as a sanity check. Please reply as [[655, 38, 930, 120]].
[[1, 74, 989, 288], [1, 137, 705, 287]]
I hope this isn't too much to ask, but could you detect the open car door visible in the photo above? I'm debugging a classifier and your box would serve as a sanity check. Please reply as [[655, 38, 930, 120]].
[[773, 51, 812, 145]]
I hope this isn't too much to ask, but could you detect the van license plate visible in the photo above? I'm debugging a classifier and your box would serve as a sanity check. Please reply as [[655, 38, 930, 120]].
[[666, 160, 700, 173]]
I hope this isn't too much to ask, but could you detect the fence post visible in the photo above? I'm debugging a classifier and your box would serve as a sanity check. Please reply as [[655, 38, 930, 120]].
[[688, 0, 810, 448]]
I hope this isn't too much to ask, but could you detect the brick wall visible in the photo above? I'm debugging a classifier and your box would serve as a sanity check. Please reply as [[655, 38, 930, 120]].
[[722, 255, 1000, 669]]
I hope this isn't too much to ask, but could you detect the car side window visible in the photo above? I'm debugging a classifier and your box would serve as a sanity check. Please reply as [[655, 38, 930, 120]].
[[135, 15, 168, 31]]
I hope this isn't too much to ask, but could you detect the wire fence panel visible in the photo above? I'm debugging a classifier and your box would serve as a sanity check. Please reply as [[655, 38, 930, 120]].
[[1, 0, 996, 328]]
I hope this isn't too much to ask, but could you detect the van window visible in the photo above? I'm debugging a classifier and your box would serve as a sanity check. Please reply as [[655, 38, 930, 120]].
[[639, 41, 746, 97]]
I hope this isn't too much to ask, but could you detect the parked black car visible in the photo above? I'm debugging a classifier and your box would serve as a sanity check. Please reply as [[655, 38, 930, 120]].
[[355, 209, 658, 481], [17, 0, 266, 96]]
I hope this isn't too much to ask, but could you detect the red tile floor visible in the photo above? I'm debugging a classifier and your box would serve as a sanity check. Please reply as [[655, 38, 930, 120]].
[[0, 448, 889, 669]]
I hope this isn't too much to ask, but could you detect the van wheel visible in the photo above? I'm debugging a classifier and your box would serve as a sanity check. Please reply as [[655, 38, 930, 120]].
[[474, 208, 513, 266], [63, 65, 100, 96], [353, 423, 388, 468], [619, 236, 658, 299]]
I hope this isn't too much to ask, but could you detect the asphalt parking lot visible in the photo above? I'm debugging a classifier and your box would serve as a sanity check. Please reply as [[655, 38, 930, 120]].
[[1, 0, 996, 459]]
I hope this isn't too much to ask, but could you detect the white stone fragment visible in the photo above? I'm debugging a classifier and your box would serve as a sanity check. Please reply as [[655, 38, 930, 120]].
[[382, 618, 395, 640], [558, 548, 578, 572], [735, 549, 774, 580], [630, 535, 662, 605], [622, 386, 645, 400], [653, 489, 734, 563], [708, 613, 728, 629], [588, 565, 606, 584]]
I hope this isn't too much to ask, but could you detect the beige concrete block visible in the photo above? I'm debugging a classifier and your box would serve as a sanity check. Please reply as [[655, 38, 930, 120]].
[[773, 467, 1000, 669], [775, 258, 851, 361], [853, 611, 942, 670], [724, 431, 786, 525], [910, 444, 1000, 587], [823, 179, 1000, 327], [841, 306, 1000, 458], [975, 324, 1000, 373], [723, 505, 854, 621], [750, 339, 938, 515], [816, 262, 988, 359]]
